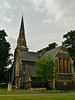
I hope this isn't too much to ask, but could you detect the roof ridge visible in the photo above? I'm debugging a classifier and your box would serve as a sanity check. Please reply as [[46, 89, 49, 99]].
[[20, 50, 40, 54], [46, 46, 60, 52]]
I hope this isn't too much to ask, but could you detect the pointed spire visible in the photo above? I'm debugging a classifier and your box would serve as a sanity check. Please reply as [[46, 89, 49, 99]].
[[17, 15, 28, 51]]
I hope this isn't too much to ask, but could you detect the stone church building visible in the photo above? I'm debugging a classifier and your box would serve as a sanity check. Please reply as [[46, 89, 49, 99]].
[[9, 15, 75, 90]]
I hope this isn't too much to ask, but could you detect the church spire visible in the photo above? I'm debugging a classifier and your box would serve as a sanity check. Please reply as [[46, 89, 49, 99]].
[[17, 15, 28, 51]]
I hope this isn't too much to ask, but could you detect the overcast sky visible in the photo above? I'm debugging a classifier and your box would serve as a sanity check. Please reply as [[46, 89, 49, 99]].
[[0, 0, 75, 54]]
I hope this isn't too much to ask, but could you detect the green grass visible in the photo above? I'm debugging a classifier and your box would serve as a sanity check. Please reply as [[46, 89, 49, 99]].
[[0, 88, 60, 95], [0, 88, 75, 100], [0, 88, 75, 95], [0, 94, 75, 100]]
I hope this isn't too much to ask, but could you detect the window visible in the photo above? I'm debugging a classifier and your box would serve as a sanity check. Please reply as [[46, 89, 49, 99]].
[[63, 58, 65, 73], [59, 58, 61, 73], [67, 59, 69, 73], [70, 61, 71, 73]]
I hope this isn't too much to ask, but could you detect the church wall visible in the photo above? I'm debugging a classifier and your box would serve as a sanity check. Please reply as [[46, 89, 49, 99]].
[[70, 58, 75, 88], [9, 15, 75, 90], [21, 64, 32, 89], [55, 50, 72, 74], [10, 47, 75, 90], [12, 49, 23, 88], [54, 48, 74, 90]]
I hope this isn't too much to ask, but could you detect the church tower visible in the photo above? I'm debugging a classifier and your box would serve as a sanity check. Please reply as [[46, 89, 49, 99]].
[[17, 15, 28, 51]]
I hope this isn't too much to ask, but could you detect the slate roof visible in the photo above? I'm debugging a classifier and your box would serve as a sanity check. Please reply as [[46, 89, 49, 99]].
[[22, 61, 36, 77], [28, 64, 36, 77], [20, 50, 40, 62], [44, 46, 60, 58], [20, 47, 61, 78], [22, 62, 36, 78], [28, 47, 60, 77]]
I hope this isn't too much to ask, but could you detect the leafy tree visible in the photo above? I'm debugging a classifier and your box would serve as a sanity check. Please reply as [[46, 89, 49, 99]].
[[63, 30, 75, 67], [37, 42, 58, 53], [0, 30, 11, 83], [35, 54, 58, 88]]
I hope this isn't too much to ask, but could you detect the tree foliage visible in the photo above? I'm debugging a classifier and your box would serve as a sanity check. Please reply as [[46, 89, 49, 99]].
[[35, 54, 58, 82], [37, 42, 58, 53], [63, 30, 75, 67], [0, 30, 11, 83]]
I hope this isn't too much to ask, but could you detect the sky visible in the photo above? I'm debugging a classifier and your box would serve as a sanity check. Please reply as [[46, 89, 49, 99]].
[[0, 0, 75, 54]]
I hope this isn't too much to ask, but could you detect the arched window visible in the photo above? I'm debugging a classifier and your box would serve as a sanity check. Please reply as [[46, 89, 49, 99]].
[[59, 58, 61, 73], [63, 58, 65, 73]]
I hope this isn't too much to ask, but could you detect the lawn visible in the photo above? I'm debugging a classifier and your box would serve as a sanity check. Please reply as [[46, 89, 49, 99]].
[[0, 88, 75, 100], [0, 94, 75, 100], [0, 88, 61, 95], [0, 88, 75, 95]]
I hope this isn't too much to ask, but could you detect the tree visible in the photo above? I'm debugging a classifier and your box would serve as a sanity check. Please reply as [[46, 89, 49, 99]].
[[63, 30, 75, 67], [37, 42, 58, 53], [0, 30, 11, 83], [35, 54, 58, 88]]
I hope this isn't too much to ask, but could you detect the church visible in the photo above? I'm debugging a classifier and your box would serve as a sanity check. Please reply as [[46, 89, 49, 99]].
[[9, 15, 75, 90]]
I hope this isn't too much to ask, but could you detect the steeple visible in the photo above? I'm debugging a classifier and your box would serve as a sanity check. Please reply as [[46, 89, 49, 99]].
[[17, 15, 28, 51]]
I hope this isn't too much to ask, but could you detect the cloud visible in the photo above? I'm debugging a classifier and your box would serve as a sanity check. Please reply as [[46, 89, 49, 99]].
[[7, 36, 16, 44], [30, 0, 46, 12], [30, 0, 75, 28], [7, 36, 16, 54], [22, 7, 25, 10], [3, 2, 11, 9], [42, 18, 52, 23], [1, 16, 13, 23], [30, 0, 55, 13]]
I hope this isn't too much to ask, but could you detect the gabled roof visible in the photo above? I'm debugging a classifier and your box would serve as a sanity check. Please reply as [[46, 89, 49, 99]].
[[20, 45, 70, 78], [20, 50, 40, 62], [44, 46, 60, 58], [22, 61, 36, 77], [28, 64, 36, 77]]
